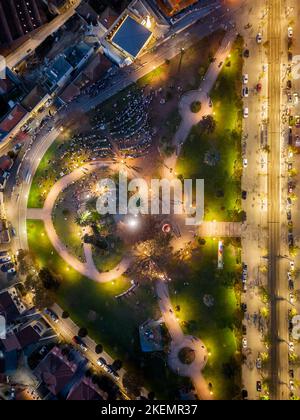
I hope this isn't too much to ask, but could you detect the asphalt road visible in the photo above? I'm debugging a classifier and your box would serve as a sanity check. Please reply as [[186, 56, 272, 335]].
[[5, 0, 81, 69], [267, 0, 289, 401]]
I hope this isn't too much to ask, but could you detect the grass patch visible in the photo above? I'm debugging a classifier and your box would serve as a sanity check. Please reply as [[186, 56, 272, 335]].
[[176, 37, 244, 222], [27, 220, 189, 398], [170, 239, 242, 400]]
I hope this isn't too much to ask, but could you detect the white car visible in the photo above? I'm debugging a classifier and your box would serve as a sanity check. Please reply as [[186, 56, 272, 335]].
[[243, 108, 249, 118], [243, 74, 249, 84], [289, 341, 295, 353], [290, 380, 295, 391], [290, 261, 295, 271], [293, 93, 299, 105], [243, 158, 248, 168], [289, 293, 295, 305], [288, 27, 293, 39], [256, 33, 262, 44], [242, 337, 248, 349]]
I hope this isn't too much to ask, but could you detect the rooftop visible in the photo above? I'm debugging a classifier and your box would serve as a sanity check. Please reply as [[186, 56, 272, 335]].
[[0, 290, 21, 325], [34, 347, 77, 397], [44, 55, 73, 90], [65, 42, 93, 68], [67, 377, 106, 401], [111, 15, 152, 58], [0, 104, 27, 140]]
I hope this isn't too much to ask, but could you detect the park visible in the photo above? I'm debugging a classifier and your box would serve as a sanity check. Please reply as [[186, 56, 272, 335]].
[[25, 31, 244, 399]]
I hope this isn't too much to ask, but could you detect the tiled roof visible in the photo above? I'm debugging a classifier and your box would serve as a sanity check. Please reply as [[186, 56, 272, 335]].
[[0, 104, 27, 139], [67, 378, 105, 401], [0, 291, 20, 325], [35, 347, 77, 396]]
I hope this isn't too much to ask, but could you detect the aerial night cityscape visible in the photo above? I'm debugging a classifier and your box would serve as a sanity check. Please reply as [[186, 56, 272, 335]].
[[0, 0, 299, 406]]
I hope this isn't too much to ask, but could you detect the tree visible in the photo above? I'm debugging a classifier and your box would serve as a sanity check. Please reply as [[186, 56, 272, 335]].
[[190, 101, 201, 113], [78, 327, 88, 338], [123, 372, 143, 398], [39, 268, 60, 291], [95, 344, 103, 354], [198, 115, 217, 134], [112, 360, 123, 371]]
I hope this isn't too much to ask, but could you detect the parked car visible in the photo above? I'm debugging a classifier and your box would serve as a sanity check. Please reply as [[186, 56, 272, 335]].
[[289, 341, 295, 353], [44, 308, 59, 323], [288, 128, 293, 145], [288, 27, 293, 38], [256, 357, 262, 369], [243, 74, 249, 84], [73, 336, 88, 352], [241, 303, 247, 313], [243, 108, 249, 119], [242, 337, 248, 349], [242, 87, 249, 97], [256, 33, 262, 44], [242, 190, 247, 200], [244, 49, 250, 58], [1, 263, 14, 273], [287, 80, 292, 89], [0, 257, 11, 265], [289, 280, 294, 291], [241, 389, 248, 400], [256, 381, 262, 392]]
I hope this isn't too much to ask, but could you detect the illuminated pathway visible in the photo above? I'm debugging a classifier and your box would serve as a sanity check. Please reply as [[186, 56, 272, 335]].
[[156, 279, 212, 400], [27, 162, 132, 283], [173, 30, 238, 151]]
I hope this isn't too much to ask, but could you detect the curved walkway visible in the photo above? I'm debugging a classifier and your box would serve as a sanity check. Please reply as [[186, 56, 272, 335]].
[[27, 162, 132, 283], [173, 30, 237, 151], [158, 30, 238, 400], [156, 279, 212, 400]]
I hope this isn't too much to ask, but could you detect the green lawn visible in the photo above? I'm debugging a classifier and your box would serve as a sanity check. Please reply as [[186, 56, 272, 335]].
[[52, 205, 84, 260], [27, 220, 188, 398], [169, 238, 242, 400], [28, 139, 67, 209], [176, 37, 244, 222]]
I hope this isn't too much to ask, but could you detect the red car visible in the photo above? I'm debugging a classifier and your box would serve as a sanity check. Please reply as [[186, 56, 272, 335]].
[[256, 83, 262, 93]]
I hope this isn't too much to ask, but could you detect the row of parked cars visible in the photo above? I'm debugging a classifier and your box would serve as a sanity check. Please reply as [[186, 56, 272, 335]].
[[0, 251, 16, 274], [43, 308, 121, 382]]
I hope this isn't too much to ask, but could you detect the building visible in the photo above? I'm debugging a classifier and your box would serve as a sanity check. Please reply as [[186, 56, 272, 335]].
[[103, 12, 153, 66], [110, 15, 153, 59], [34, 347, 78, 398], [47, 0, 72, 15], [0, 288, 26, 326], [0, 0, 50, 48], [67, 377, 106, 401], [65, 42, 94, 72], [0, 104, 28, 142], [156, 0, 198, 17], [43, 55, 74, 92]]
